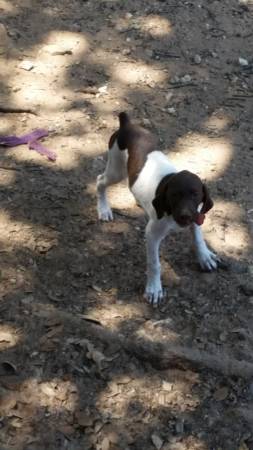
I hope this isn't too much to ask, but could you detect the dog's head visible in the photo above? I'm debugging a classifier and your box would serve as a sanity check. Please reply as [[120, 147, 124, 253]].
[[152, 170, 213, 227]]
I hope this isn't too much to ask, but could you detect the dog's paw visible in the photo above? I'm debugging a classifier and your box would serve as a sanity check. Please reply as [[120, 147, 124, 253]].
[[144, 281, 166, 307], [197, 246, 220, 271], [98, 205, 113, 221]]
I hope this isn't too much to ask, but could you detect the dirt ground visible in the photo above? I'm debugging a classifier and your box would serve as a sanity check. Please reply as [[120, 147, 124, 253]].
[[0, 0, 253, 449]]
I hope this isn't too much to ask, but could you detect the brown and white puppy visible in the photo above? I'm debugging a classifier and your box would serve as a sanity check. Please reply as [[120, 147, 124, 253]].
[[97, 112, 219, 306]]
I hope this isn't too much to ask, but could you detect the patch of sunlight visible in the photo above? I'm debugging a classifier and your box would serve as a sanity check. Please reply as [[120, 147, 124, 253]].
[[40, 30, 89, 58], [169, 134, 233, 181], [0, 209, 58, 248], [98, 373, 200, 420], [206, 200, 251, 257], [0, 169, 16, 186], [113, 61, 166, 85], [11, 30, 89, 109], [87, 180, 139, 213], [0, 324, 21, 350], [203, 110, 232, 131], [85, 303, 147, 328], [138, 14, 172, 38], [2, 378, 78, 413], [166, 436, 208, 450], [0, 0, 16, 12]]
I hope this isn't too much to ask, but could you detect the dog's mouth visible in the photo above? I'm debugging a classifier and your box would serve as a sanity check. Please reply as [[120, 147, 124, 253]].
[[175, 212, 205, 227]]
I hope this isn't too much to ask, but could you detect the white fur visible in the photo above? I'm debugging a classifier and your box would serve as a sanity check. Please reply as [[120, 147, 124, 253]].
[[96, 144, 219, 306], [97, 141, 128, 221], [131, 151, 177, 219]]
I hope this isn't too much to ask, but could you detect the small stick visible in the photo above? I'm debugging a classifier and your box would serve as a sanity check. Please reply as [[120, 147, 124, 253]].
[[0, 106, 38, 115], [168, 83, 197, 89]]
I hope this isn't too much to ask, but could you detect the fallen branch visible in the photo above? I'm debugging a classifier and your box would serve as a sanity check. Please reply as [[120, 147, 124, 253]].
[[31, 303, 253, 379]]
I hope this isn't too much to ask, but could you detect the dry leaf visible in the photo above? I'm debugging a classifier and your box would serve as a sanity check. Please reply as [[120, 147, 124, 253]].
[[1, 361, 17, 375], [0, 393, 17, 412], [151, 433, 163, 450], [86, 341, 107, 371], [238, 442, 249, 450], [39, 324, 63, 345], [75, 411, 94, 427], [101, 437, 110, 450], [213, 386, 229, 401]]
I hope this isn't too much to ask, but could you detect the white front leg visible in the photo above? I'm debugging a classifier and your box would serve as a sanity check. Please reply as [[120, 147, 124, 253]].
[[145, 218, 172, 306], [192, 223, 219, 271]]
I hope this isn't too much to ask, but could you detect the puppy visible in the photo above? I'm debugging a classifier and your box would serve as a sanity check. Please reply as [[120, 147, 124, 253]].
[[96, 112, 219, 306]]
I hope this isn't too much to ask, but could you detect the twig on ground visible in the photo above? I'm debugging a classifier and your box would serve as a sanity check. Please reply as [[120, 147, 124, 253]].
[[0, 106, 38, 115]]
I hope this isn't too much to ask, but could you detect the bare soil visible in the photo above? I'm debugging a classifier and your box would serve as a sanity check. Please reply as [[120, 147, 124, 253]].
[[0, 0, 253, 449]]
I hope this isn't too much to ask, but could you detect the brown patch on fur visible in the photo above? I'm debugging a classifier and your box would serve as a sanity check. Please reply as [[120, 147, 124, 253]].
[[108, 112, 158, 186]]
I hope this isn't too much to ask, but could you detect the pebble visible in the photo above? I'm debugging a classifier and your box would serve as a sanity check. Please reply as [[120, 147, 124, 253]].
[[175, 419, 184, 434], [165, 92, 173, 103], [181, 74, 192, 83], [142, 117, 151, 126], [19, 60, 34, 71], [194, 54, 202, 64], [239, 57, 249, 67], [122, 48, 131, 55], [167, 107, 176, 116]]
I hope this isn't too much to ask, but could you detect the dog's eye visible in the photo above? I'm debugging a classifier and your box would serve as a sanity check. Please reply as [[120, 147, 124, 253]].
[[190, 190, 199, 197]]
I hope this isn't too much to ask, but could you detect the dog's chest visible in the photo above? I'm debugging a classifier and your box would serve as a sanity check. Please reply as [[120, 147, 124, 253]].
[[130, 151, 176, 218]]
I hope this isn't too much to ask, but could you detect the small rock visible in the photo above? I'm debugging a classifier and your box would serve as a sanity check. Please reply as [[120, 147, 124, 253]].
[[115, 23, 128, 33], [162, 380, 173, 391], [194, 54, 202, 64], [142, 118, 151, 126], [125, 12, 133, 19], [98, 85, 108, 94], [175, 419, 184, 434], [122, 48, 131, 55], [145, 49, 154, 58], [151, 433, 163, 450], [239, 57, 249, 67], [167, 107, 176, 116], [170, 75, 180, 84], [181, 74, 192, 83], [19, 60, 34, 71], [165, 92, 173, 103]]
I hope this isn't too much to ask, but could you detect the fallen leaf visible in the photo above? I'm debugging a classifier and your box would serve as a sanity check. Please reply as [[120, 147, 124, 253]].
[[75, 411, 94, 427], [151, 433, 163, 450], [101, 437, 110, 450], [213, 386, 229, 401], [0, 393, 17, 412], [238, 442, 249, 450], [1, 361, 17, 375]]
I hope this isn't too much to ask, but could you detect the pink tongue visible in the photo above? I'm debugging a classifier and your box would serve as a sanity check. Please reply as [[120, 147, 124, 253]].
[[195, 213, 205, 226]]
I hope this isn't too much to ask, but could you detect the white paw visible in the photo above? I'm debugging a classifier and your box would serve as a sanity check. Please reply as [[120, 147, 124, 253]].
[[97, 204, 113, 221], [144, 280, 165, 307], [197, 246, 220, 271]]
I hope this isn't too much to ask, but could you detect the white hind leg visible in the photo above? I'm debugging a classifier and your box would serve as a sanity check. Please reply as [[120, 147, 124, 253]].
[[96, 141, 127, 221]]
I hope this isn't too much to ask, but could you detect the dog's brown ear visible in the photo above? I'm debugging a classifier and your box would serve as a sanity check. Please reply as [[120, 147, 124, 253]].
[[201, 184, 213, 213], [152, 192, 171, 220]]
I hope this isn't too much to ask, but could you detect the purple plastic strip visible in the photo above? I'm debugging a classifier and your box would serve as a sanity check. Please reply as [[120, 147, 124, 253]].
[[0, 129, 48, 146], [28, 140, 56, 161]]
